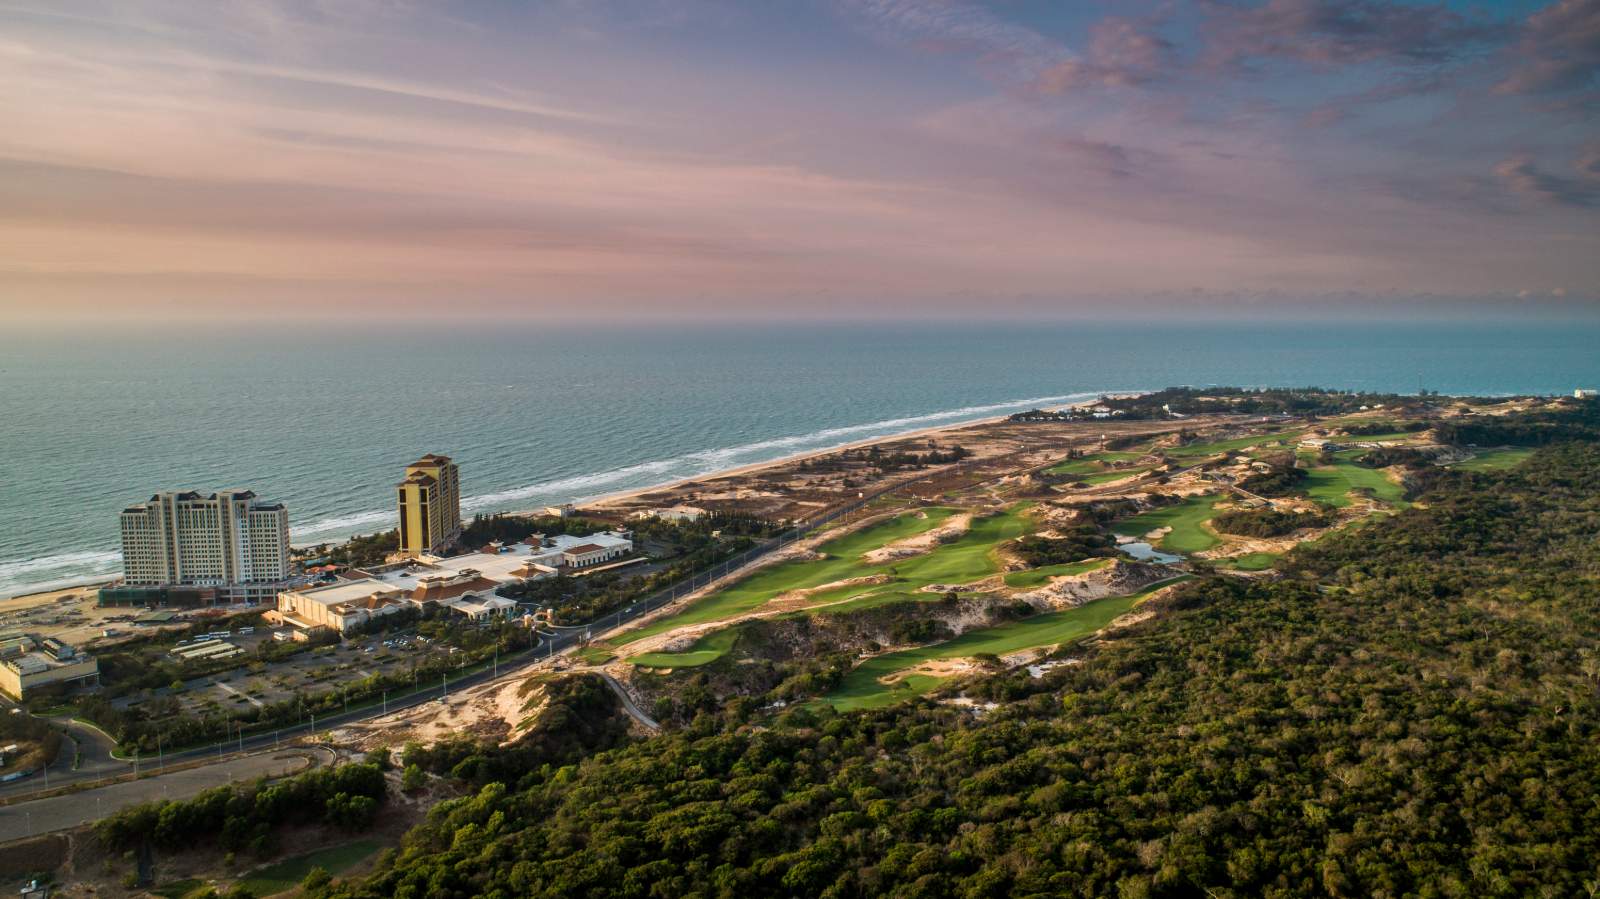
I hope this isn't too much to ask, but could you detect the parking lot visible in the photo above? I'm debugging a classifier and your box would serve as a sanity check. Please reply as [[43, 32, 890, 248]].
[[119, 629, 467, 719]]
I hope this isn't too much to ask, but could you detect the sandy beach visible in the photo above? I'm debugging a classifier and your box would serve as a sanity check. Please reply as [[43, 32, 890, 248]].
[[553, 395, 1113, 515], [3, 395, 1134, 604]]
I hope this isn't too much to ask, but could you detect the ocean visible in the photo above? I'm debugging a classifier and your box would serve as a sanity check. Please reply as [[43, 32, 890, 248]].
[[2, 319, 1597, 598]]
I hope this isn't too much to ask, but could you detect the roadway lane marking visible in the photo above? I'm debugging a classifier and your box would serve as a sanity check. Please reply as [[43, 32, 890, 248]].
[[214, 680, 264, 708]]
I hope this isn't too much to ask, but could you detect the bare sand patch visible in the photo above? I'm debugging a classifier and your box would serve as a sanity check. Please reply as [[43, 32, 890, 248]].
[[881, 657, 982, 685], [917, 575, 1004, 594], [769, 574, 893, 610], [1011, 560, 1173, 611], [331, 673, 540, 750], [861, 513, 973, 564]]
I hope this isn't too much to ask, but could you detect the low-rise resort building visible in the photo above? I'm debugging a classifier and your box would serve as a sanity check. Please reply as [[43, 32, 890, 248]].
[[632, 505, 707, 523], [0, 636, 98, 701], [273, 530, 634, 634]]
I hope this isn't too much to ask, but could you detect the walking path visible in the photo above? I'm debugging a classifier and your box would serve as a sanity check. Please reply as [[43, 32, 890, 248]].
[[596, 672, 660, 732]]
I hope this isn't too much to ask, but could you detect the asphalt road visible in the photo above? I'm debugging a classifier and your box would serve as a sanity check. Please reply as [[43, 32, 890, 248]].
[[0, 747, 333, 843], [0, 482, 897, 829]]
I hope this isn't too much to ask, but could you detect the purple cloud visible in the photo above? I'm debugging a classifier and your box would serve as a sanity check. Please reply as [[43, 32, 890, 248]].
[[1494, 154, 1599, 207], [1034, 15, 1177, 93], [1200, 0, 1506, 70], [1495, 0, 1600, 95]]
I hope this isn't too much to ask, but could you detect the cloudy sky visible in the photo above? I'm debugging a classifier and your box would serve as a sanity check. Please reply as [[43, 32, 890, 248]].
[[1, 0, 1597, 322]]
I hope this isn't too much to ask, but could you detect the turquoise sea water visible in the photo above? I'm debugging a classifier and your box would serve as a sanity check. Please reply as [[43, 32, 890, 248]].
[[2, 320, 1597, 597]]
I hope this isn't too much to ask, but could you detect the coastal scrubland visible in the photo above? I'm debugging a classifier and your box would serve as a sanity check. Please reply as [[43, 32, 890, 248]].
[[27, 389, 1600, 898], [312, 399, 1600, 899]]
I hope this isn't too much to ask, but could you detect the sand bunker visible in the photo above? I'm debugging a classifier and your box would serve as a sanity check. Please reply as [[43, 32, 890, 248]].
[[1011, 560, 1173, 611], [861, 513, 973, 564]]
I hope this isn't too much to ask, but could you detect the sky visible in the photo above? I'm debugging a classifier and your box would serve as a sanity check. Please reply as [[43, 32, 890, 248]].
[[0, 0, 1597, 323]]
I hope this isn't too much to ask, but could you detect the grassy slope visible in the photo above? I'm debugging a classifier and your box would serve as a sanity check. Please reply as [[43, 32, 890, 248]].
[[1075, 467, 1154, 485], [630, 628, 742, 668], [1166, 430, 1302, 458], [1303, 456, 1406, 508], [1003, 558, 1111, 588], [1111, 495, 1222, 553], [1215, 551, 1280, 571], [574, 646, 615, 665], [614, 509, 958, 646], [1451, 447, 1536, 471], [823, 578, 1188, 710], [1046, 451, 1146, 475], [1344, 430, 1424, 442], [236, 840, 382, 896], [622, 506, 1033, 666]]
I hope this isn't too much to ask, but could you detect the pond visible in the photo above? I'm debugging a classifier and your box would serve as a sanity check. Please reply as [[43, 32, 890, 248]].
[[1116, 537, 1182, 565]]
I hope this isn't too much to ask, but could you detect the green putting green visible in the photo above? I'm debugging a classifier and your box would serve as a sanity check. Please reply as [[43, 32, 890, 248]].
[[822, 578, 1189, 710], [1215, 552, 1280, 571], [1303, 459, 1406, 508], [630, 627, 743, 668], [1111, 495, 1222, 554], [1451, 447, 1535, 471]]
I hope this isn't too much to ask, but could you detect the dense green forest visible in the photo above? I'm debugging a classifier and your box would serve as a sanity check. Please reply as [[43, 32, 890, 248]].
[[318, 403, 1599, 899], [1210, 507, 1329, 538], [97, 762, 388, 857]]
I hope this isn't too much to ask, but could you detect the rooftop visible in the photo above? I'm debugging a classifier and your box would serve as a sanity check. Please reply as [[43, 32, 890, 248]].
[[289, 579, 407, 607]]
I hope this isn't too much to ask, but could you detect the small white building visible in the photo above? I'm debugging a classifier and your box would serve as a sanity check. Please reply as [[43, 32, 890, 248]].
[[560, 538, 631, 568], [1576, 388, 1598, 399], [446, 596, 518, 621], [633, 505, 707, 523]]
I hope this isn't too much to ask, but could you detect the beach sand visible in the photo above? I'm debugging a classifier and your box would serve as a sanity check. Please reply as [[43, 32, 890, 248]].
[[5, 397, 1141, 603]]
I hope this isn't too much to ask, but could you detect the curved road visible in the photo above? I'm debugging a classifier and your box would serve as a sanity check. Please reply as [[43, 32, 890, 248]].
[[0, 444, 1130, 837], [596, 672, 660, 732]]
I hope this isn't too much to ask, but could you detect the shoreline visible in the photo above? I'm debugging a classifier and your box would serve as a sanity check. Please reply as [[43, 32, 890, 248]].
[[1, 392, 1133, 602], [554, 394, 1111, 514]]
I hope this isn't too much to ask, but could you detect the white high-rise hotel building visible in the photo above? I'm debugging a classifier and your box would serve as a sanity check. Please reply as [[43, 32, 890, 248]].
[[119, 490, 291, 599]]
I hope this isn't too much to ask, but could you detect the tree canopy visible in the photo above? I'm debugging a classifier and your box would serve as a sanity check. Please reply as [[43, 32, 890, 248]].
[[321, 417, 1600, 899]]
